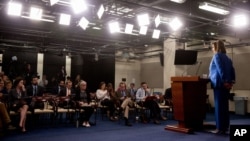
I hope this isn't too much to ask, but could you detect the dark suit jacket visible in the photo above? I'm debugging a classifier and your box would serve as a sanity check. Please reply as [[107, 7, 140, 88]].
[[26, 85, 44, 97], [9, 89, 28, 107], [58, 87, 75, 97]]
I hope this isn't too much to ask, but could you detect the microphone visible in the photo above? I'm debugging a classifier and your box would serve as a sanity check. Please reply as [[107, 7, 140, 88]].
[[195, 61, 202, 76], [181, 61, 199, 76]]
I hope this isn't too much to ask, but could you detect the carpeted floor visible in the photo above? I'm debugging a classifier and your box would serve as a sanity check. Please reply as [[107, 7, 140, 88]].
[[1, 112, 250, 141]]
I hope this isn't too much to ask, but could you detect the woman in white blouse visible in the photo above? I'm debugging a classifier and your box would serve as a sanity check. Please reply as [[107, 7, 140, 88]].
[[96, 82, 116, 121]]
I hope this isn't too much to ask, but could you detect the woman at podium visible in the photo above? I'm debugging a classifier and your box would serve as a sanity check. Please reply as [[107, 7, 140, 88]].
[[209, 40, 235, 134]]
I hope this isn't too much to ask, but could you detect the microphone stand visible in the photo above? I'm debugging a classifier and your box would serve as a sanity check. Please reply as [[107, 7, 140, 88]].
[[195, 61, 202, 76]]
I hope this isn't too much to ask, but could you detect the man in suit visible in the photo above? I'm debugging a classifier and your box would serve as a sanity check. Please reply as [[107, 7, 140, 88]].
[[58, 80, 75, 108], [116, 82, 134, 126], [52, 80, 65, 95], [128, 83, 137, 101], [26, 75, 44, 97], [26, 75, 45, 110]]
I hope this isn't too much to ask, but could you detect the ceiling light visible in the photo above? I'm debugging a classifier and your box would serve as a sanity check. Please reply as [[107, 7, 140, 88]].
[[7, 2, 22, 16], [79, 17, 89, 30], [169, 17, 182, 31], [109, 22, 120, 33], [30, 7, 43, 20], [71, 0, 87, 14], [59, 14, 71, 25], [125, 24, 134, 34], [97, 4, 104, 19], [139, 26, 148, 35], [152, 29, 161, 39], [50, 0, 60, 6], [155, 14, 161, 28], [199, 2, 230, 15], [170, 0, 186, 3], [233, 14, 248, 27], [137, 14, 150, 26]]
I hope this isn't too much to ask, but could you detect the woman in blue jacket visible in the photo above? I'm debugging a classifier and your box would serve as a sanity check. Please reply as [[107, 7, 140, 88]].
[[209, 40, 235, 134]]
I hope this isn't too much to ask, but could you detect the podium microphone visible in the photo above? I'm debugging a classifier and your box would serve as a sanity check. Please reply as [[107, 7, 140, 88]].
[[195, 61, 202, 76]]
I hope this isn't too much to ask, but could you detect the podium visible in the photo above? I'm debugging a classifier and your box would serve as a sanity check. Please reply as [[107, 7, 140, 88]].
[[165, 76, 209, 133]]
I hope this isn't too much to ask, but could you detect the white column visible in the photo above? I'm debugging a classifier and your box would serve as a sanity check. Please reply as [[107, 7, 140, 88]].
[[37, 53, 44, 80], [163, 37, 184, 90], [65, 56, 71, 77]]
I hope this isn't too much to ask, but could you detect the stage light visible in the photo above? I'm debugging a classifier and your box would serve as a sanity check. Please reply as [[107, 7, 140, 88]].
[[50, 0, 60, 6], [109, 22, 120, 33], [152, 29, 160, 39], [71, 0, 87, 14], [169, 17, 182, 31], [233, 14, 248, 27], [59, 14, 71, 25], [97, 4, 104, 19], [137, 14, 150, 26], [155, 14, 161, 28], [139, 26, 148, 35], [170, 0, 186, 3], [79, 17, 89, 30], [199, 2, 229, 15], [125, 24, 134, 34], [30, 7, 43, 20], [7, 2, 22, 16]]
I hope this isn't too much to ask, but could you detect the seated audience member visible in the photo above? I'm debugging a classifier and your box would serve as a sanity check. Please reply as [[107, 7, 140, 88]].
[[107, 83, 120, 107], [96, 82, 116, 121], [58, 80, 75, 108], [74, 80, 94, 127], [38, 74, 48, 91], [0, 80, 11, 103], [52, 80, 65, 95], [26, 75, 44, 97], [26, 75, 45, 109], [128, 83, 137, 101], [74, 74, 81, 88], [0, 102, 16, 131], [136, 82, 166, 124], [115, 82, 134, 126], [9, 77, 29, 132]]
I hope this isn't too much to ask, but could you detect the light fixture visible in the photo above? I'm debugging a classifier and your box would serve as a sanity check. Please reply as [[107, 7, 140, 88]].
[[139, 26, 148, 35], [137, 14, 150, 26], [59, 13, 71, 25], [97, 4, 104, 19], [169, 17, 182, 31], [125, 24, 134, 34], [7, 2, 22, 16], [50, 0, 60, 6], [79, 17, 89, 30], [71, 0, 87, 14], [199, 2, 230, 15], [155, 14, 161, 28], [109, 22, 120, 33], [30, 7, 43, 20], [152, 29, 161, 39], [233, 14, 248, 27], [170, 0, 186, 3]]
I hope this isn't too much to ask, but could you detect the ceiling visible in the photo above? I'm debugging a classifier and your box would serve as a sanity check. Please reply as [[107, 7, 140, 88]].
[[0, 0, 250, 59]]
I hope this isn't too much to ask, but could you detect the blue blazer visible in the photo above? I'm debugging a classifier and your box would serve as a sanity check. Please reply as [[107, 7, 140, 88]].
[[209, 53, 235, 88]]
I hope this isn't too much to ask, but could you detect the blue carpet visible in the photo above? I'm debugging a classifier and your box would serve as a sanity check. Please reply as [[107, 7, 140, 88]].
[[1, 113, 250, 141]]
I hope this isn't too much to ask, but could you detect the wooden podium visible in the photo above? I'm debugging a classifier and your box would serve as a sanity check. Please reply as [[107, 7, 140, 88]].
[[165, 76, 209, 134]]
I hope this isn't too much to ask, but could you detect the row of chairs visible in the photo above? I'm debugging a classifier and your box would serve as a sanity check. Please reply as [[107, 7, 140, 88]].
[[6, 94, 173, 128]]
